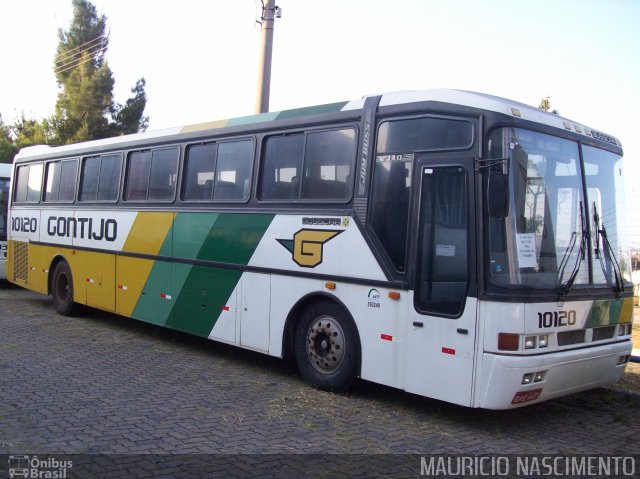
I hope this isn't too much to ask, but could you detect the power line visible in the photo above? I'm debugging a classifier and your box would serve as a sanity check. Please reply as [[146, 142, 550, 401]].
[[55, 35, 106, 64], [54, 35, 107, 75]]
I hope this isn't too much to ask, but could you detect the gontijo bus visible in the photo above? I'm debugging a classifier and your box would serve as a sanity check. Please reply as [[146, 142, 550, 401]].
[[7, 89, 634, 409], [0, 162, 12, 279]]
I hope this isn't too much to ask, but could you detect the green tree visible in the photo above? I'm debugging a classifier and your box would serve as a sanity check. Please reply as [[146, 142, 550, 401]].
[[0, 115, 17, 163], [13, 115, 53, 149], [53, 0, 148, 144], [539, 96, 559, 115]]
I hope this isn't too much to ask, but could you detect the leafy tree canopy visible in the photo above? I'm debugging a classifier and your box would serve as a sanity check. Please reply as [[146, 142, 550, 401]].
[[1, 0, 149, 153]]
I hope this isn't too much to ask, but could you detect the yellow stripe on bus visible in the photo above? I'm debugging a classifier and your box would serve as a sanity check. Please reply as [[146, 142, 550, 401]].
[[116, 212, 175, 317], [122, 212, 175, 254]]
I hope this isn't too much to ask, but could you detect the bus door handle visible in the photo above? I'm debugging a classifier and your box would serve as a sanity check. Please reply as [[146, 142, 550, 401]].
[[413, 321, 423, 328], [457, 328, 468, 335]]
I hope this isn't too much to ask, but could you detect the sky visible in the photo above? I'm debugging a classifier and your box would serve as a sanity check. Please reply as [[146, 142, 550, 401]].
[[1, 0, 639, 244]]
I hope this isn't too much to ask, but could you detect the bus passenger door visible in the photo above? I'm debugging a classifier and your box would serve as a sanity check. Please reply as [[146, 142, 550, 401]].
[[405, 162, 477, 406], [239, 272, 270, 352]]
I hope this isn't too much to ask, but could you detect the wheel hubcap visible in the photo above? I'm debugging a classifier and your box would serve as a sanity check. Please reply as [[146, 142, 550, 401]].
[[306, 315, 346, 374], [56, 274, 69, 301]]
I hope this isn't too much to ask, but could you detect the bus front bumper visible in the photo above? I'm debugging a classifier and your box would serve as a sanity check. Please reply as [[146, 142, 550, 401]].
[[477, 341, 632, 409]]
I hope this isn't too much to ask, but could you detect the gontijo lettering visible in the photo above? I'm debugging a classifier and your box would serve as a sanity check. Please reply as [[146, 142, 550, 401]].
[[47, 216, 117, 242]]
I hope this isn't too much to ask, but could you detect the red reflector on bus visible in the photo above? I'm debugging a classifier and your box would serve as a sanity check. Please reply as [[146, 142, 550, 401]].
[[381, 334, 393, 341], [511, 388, 543, 404], [498, 333, 519, 351], [442, 347, 455, 355], [221, 306, 230, 311]]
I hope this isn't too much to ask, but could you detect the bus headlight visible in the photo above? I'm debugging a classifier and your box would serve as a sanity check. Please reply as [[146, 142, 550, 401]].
[[524, 336, 536, 349]]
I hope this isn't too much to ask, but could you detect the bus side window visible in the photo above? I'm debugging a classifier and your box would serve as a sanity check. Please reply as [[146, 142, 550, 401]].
[[14, 164, 43, 203], [214, 139, 253, 201], [183, 144, 216, 201], [59, 160, 78, 202], [260, 134, 304, 200], [125, 151, 152, 201], [148, 147, 179, 201], [370, 159, 413, 271], [301, 128, 356, 200]]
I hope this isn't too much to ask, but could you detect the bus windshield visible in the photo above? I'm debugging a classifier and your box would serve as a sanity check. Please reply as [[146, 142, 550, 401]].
[[487, 128, 631, 291]]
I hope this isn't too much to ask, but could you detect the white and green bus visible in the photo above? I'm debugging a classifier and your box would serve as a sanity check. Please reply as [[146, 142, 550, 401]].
[[7, 90, 634, 408], [0, 162, 12, 279]]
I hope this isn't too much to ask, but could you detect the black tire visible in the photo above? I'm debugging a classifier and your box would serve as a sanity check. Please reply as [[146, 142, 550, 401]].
[[51, 261, 76, 316], [294, 300, 360, 392]]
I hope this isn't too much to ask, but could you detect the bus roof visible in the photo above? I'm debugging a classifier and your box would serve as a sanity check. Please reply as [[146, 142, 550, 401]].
[[14, 89, 621, 162]]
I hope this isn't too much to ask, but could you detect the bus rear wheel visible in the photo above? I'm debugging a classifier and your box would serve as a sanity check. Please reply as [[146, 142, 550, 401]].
[[294, 300, 359, 392], [51, 261, 76, 316]]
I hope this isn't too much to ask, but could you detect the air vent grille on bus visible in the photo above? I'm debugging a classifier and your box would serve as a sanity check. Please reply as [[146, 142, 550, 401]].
[[592, 325, 616, 341], [590, 130, 618, 146], [557, 329, 586, 346], [13, 242, 29, 283]]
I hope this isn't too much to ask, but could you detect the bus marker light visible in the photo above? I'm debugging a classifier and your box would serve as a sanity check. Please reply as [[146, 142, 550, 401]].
[[86, 278, 94, 283], [511, 388, 543, 404], [117, 284, 128, 291], [325, 281, 336, 290], [511, 108, 521, 117], [524, 336, 536, 349], [381, 334, 393, 341], [442, 347, 455, 355], [160, 293, 172, 300], [388, 291, 400, 300], [221, 305, 230, 311], [618, 324, 631, 336], [498, 333, 519, 351]]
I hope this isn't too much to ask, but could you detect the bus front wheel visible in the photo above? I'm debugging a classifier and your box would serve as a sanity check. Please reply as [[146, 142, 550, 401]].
[[294, 300, 359, 392], [51, 261, 76, 316]]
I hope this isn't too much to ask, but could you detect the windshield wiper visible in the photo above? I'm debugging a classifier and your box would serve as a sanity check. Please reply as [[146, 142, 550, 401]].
[[558, 201, 586, 296], [593, 202, 624, 292]]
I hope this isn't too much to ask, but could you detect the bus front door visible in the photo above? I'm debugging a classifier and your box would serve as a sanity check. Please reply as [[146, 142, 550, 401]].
[[404, 161, 477, 407]]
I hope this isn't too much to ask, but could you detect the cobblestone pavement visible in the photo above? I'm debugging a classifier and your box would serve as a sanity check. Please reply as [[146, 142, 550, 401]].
[[1, 281, 639, 476]]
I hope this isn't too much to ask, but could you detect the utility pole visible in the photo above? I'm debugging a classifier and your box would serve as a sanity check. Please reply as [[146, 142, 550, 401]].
[[255, 0, 280, 114]]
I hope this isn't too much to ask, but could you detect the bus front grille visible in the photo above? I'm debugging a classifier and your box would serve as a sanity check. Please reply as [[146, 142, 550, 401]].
[[557, 329, 586, 346], [592, 325, 616, 341], [12, 242, 28, 283]]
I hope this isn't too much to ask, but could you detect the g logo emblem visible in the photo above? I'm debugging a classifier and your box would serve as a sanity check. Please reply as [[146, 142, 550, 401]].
[[277, 229, 343, 268]]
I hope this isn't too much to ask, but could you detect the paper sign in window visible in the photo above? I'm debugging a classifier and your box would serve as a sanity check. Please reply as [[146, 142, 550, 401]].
[[516, 233, 538, 268], [436, 244, 455, 257]]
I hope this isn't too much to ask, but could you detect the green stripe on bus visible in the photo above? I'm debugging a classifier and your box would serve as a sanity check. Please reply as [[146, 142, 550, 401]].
[[163, 213, 274, 336], [274, 101, 349, 120], [584, 298, 626, 328], [131, 222, 175, 326]]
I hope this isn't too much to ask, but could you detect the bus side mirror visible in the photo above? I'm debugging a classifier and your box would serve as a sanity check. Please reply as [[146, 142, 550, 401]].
[[488, 173, 509, 218]]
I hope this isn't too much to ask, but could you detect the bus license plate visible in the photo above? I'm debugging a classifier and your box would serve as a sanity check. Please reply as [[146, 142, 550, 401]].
[[511, 388, 543, 404]]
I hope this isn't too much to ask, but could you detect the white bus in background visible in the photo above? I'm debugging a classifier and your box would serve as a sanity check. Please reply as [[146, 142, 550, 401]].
[[0, 162, 11, 279]]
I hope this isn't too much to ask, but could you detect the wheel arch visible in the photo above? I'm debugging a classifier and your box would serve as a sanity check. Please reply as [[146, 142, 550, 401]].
[[281, 291, 362, 375], [47, 254, 72, 295]]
